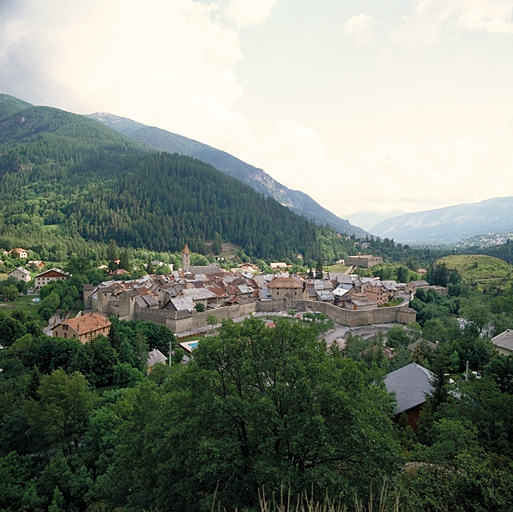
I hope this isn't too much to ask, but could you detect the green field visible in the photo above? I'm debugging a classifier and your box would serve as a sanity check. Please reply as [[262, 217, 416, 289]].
[[325, 264, 350, 273], [0, 294, 40, 319], [438, 254, 512, 290]]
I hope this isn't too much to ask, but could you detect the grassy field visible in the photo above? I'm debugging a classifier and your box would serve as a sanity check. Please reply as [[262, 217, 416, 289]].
[[438, 254, 512, 290], [0, 294, 41, 319], [325, 264, 350, 273]]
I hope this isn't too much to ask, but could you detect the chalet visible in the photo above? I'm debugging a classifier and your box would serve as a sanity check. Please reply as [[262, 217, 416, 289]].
[[9, 266, 31, 283], [491, 329, 513, 356], [27, 260, 45, 269], [52, 312, 111, 344], [384, 363, 434, 430], [34, 268, 69, 290], [10, 248, 28, 259]]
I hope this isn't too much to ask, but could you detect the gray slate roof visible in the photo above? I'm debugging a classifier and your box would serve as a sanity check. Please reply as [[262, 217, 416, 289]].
[[384, 363, 434, 414], [492, 329, 513, 353], [147, 349, 167, 368]]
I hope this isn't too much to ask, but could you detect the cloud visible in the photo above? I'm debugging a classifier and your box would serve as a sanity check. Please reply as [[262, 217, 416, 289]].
[[252, 120, 327, 194], [391, 0, 513, 45], [345, 13, 377, 46], [0, 0, 256, 153], [227, 0, 279, 27], [456, 0, 513, 33], [331, 131, 513, 215]]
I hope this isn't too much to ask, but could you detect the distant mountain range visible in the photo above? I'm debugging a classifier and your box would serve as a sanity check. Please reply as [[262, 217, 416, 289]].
[[345, 211, 406, 232], [88, 112, 367, 238], [370, 197, 513, 245]]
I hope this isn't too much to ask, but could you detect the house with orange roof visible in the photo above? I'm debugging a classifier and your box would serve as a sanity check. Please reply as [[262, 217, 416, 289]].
[[10, 247, 28, 259], [52, 312, 111, 344]]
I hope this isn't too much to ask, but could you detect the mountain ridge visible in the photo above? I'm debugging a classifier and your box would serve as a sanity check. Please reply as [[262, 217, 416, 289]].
[[370, 197, 513, 245], [0, 95, 350, 261], [88, 112, 367, 238]]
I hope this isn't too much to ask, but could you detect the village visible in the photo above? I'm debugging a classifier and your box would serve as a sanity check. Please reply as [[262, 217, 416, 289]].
[[2, 244, 455, 343]]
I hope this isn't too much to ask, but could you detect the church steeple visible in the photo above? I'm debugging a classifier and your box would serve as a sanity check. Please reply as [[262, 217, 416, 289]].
[[182, 243, 191, 272]]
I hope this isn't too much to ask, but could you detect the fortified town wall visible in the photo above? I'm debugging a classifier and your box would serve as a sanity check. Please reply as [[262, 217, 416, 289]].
[[132, 299, 415, 334]]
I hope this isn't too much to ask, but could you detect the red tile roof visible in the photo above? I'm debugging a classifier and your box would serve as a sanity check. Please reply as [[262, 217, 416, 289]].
[[57, 312, 111, 335]]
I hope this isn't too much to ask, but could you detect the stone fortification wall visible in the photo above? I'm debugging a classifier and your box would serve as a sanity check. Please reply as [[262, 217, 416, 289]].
[[134, 302, 257, 333], [257, 299, 409, 327], [134, 306, 172, 325], [117, 298, 413, 334]]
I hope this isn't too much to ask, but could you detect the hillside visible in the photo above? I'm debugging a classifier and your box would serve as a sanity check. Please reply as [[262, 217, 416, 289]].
[[0, 95, 346, 261], [438, 254, 512, 289], [0, 93, 32, 120], [371, 197, 513, 245], [88, 112, 367, 238]]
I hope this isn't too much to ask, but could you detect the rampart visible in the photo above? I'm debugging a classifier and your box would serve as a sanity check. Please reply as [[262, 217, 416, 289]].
[[121, 299, 414, 334]]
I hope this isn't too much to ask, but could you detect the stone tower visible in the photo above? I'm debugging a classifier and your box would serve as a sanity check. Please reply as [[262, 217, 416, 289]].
[[182, 243, 191, 272]]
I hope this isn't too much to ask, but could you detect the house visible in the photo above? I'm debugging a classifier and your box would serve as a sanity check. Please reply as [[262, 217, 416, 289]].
[[9, 266, 31, 283], [238, 263, 259, 274], [491, 329, 513, 356], [384, 363, 434, 429], [27, 260, 45, 270], [10, 248, 28, 259], [270, 262, 288, 270], [34, 268, 70, 290], [52, 312, 111, 344], [110, 268, 130, 276], [405, 280, 430, 294], [267, 277, 302, 302], [147, 349, 167, 373]]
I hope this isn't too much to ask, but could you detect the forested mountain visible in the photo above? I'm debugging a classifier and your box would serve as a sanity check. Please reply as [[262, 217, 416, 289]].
[[371, 197, 513, 245], [0, 93, 32, 120], [88, 112, 367, 238], [0, 95, 349, 261]]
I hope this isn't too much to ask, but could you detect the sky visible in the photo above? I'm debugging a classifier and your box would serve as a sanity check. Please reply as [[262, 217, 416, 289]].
[[1, 0, 513, 218]]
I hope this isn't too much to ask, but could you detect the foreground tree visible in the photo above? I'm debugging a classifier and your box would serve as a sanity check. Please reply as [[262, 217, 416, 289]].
[[103, 318, 402, 511], [24, 369, 95, 455]]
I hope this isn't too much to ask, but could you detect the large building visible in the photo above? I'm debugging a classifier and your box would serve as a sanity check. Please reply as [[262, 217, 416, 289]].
[[34, 268, 70, 290], [9, 266, 31, 283], [267, 277, 302, 302], [52, 312, 111, 344]]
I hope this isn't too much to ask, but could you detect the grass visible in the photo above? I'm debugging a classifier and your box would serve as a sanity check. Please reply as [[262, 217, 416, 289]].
[[326, 264, 351, 273], [438, 254, 512, 290], [41, 223, 63, 232], [0, 294, 40, 319], [211, 482, 400, 512]]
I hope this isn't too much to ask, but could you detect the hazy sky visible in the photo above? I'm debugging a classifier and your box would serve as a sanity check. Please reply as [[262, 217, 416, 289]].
[[1, 0, 513, 217]]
